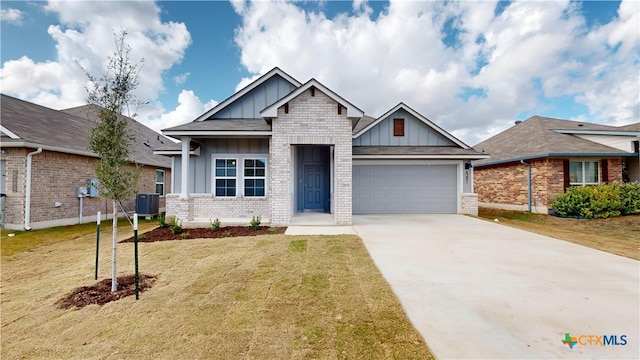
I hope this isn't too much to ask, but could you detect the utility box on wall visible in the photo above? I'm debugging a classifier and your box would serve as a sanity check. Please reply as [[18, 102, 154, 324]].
[[87, 178, 100, 197], [136, 193, 159, 216]]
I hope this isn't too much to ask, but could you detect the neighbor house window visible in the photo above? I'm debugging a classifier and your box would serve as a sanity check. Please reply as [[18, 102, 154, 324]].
[[155, 170, 165, 195], [244, 158, 266, 197], [215, 159, 237, 197], [393, 118, 404, 136], [569, 161, 599, 186]]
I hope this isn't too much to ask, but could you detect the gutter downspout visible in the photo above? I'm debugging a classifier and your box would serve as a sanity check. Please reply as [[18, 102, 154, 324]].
[[520, 160, 532, 212], [25, 147, 43, 230]]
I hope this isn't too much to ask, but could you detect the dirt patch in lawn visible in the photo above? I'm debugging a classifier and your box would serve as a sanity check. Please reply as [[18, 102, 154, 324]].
[[121, 225, 287, 243], [56, 274, 157, 309]]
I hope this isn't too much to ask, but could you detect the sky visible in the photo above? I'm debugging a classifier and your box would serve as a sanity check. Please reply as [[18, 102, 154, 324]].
[[1, 0, 638, 145]]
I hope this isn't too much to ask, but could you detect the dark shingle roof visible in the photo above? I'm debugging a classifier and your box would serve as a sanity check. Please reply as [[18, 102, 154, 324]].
[[163, 119, 272, 132], [1, 94, 171, 168], [474, 116, 635, 166]]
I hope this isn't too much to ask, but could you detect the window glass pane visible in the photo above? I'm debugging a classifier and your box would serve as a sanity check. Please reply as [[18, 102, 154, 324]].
[[255, 179, 265, 187], [244, 159, 254, 167], [255, 187, 265, 197], [155, 184, 164, 195], [156, 170, 164, 182], [256, 168, 265, 177], [256, 159, 265, 168], [245, 168, 255, 177], [216, 159, 225, 167], [569, 162, 582, 184], [227, 159, 236, 167], [585, 161, 598, 183]]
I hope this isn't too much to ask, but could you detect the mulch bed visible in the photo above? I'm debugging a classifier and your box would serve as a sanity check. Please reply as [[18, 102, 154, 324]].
[[120, 225, 287, 243], [56, 274, 157, 309]]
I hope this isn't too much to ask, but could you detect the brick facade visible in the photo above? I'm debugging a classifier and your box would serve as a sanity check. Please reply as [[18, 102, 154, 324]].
[[1, 148, 171, 230], [271, 89, 353, 225], [475, 157, 624, 213]]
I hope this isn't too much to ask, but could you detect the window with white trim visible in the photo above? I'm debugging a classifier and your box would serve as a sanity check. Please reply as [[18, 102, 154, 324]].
[[244, 158, 266, 197], [569, 161, 599, 186], [155, 170, 165, 195], [215, 159, 237, 197]]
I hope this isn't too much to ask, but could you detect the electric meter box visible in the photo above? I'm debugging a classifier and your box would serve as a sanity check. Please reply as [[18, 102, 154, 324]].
[[87, 178, 100, 197], [76, 186, 88, 198]]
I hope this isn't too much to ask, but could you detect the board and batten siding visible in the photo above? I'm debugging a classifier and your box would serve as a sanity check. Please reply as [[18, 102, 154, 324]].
[[172, 138, 269, 194], [353, 109, 457, 146], [212, 75, 298, 119]]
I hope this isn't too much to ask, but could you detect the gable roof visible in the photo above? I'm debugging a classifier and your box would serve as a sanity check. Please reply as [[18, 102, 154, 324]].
[[474, 116, 637, 167], [260, 79, 364, 119], [194, 67, 302, 122], [1, 94, 171, 168], [353, 102, 471, 149]]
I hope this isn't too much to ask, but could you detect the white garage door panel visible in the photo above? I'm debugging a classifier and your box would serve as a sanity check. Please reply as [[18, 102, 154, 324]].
[[353, 164, 457, 214]]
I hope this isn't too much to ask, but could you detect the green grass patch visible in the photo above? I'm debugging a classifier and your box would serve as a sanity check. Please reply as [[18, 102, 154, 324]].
[[288, 239, 307, 252]]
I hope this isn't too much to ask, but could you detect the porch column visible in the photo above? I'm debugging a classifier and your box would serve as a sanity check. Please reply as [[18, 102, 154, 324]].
[[180, 136, 190, 199]]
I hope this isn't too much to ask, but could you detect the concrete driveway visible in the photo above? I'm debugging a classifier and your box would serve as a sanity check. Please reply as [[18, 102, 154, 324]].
[[353, 214, 639, 359]]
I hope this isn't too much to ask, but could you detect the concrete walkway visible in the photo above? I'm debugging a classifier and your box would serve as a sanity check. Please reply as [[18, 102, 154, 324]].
[[352, 214, 639, 360]]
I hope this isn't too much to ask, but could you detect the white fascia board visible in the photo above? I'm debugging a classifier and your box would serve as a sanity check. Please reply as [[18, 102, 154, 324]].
[[194, 68, 302, 122], [261, 79, 364, 119], [353, 102, 471, 149], [0, 125, 20, 139], [352, 154, 490, 160], [154, 150, 200, 156], [162, 131, 272, 137]]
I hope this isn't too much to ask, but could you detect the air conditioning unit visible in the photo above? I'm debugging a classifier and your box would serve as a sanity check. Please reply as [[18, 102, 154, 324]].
[[136, 193, 159, 216]]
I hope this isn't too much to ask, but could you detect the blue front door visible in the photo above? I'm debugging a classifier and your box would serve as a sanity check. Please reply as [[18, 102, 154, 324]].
[[304, 164, 325, 210]]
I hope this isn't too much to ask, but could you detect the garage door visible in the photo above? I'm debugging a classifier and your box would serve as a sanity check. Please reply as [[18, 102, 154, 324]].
[[353, 164, 457, 214]]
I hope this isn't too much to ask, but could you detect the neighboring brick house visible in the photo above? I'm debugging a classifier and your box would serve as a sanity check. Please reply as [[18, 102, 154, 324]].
[[155, 68, 487, 226], [473, 116, 640, 213], [0, 94, 173, 230]]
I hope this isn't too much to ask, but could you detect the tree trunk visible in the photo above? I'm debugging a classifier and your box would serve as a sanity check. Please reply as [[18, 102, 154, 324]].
[[111, 200, 118, 292]]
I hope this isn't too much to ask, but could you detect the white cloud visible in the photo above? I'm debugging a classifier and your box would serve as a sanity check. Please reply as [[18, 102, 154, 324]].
[[0, 8, 23, 25], [138, 90, 218, 133], [173, 72, 190, 85], [0, 0, 198, 131], [233, 0, 639, 145]]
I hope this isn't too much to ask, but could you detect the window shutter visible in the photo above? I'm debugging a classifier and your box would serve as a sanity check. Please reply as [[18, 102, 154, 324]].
[[601, 160, 608, 184], [393, 118, 404, 137], [563, 160, 570, 191]]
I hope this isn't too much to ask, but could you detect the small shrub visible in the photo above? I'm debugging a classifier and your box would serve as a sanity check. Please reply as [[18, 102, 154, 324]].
[[180, 232, 191, 239], [551, 183, 640, 218], [250, 215, 261, 230], [171, 218, 182, 234], [222, 231, 231, 238], [210, 217, 221, 231], [268, 226, 278, 233], [157, 213, 168, 228]]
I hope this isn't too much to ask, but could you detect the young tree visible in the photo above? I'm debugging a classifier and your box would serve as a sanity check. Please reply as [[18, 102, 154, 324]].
[[83, 31, 144, 292]]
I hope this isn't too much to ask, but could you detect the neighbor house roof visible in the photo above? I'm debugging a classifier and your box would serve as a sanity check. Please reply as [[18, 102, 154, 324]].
[[474, 116, 637, 167], [0, 94, 171, 168]]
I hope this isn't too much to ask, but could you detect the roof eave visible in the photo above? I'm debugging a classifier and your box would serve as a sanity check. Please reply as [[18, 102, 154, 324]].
[[474, 152, 637, 167], [352, 154, 490, 160], [0, 141, 171, 167], [554, 129, 640, 136], [162, 131, 272, 138]]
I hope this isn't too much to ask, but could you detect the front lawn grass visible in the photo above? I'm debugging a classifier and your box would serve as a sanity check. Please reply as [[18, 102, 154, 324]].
[[478, 207, 640, 261], [1, 227, 432, 359], [1, 218, 156, 256]]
